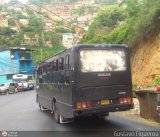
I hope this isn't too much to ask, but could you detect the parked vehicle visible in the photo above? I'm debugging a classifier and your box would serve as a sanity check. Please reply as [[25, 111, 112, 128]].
[[28, 80, 35, 90], [0, 83, 9, 95], [17, 82, 24, 92], [12, 74, 34, 91], [8, 83, 18, 94]]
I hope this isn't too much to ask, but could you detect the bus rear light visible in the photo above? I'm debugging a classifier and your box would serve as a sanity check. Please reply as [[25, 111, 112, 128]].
[[76, 101, 92, 109], [119, 97, 132, 104], [86, 101, 92, 108], [82, 102, 87, 108], [76, 102, 82, 109]]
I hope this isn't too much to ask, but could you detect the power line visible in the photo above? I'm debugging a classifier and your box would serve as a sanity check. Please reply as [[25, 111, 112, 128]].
[[16, 0, 74, 30], [29, 0, 83, 29]]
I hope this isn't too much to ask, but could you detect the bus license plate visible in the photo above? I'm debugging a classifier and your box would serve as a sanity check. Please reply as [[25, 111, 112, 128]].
[[101, 100, 109, 105]]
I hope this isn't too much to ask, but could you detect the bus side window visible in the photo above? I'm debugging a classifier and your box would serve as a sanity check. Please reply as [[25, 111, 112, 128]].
[[65, 55, 70, 84], [56, 59, 58, 71], [47, 62, 52, 83], [65, 55, 70, 69], [58, 57, 64, 84], [39, 67, 42, 84], [53, 60, 57, 71], [59, 57, 64, 70], [43, 65, 47, 83]]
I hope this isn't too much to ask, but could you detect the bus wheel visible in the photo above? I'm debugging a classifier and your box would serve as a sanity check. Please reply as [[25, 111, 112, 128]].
[[39, 104, 47, 111], [54, 107, 60, 124], [60, 115, 74, 124]]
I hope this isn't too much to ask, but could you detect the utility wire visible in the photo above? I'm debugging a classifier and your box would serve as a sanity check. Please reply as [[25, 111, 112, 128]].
[[29, 0, 83, 29], [17, 0, 75, 30]]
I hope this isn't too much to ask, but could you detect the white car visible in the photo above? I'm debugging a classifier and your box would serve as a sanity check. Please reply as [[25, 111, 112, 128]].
[[0, 83, 9, 95], [28, 80, 35, 90]]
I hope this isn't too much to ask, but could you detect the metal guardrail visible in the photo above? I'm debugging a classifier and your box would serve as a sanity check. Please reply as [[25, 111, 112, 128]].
[[135, 89, 160, 123]]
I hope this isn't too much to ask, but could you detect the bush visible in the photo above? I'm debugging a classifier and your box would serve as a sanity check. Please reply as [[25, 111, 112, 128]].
[[154, 77, 160, 87], [81, 0, 160, 47]]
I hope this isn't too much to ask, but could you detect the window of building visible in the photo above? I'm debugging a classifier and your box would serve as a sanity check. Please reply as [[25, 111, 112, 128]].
[[7, 74, 13, 80]]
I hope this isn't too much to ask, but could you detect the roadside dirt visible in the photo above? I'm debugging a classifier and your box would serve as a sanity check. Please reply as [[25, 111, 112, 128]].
[[131, 34, 160, 88]]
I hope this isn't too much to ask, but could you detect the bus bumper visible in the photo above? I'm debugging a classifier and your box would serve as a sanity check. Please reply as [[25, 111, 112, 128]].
[[73, 103, 134, 117]]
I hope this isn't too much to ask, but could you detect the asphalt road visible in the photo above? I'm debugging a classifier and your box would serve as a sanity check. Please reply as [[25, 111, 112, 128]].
[[0, 90, 159, 137]]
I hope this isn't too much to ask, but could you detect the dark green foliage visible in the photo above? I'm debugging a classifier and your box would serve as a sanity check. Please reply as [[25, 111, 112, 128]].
[[8, 18, 16, 26], [25, 8, 34, 15], [44, 31, 62, 46], [81, 0, 160, 47], [154, 77, 160, 87], [125, 0, 140, 16], [32, 45, 65, 64], [28, 17, 43, 33], [81, 5, 127, 43], [55, 27, 73, 33], [73, 6, 98, 16], [0, 27, 16, 37], [16, 13, 28, 20]]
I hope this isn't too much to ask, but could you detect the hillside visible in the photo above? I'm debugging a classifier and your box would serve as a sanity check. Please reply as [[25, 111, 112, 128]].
[[81, 0, 160, 87], [0, 0, 100, 64], [132, 35, 160, 88]]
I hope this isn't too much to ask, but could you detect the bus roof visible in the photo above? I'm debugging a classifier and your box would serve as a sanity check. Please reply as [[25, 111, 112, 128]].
[[37, 44, 128, 67]]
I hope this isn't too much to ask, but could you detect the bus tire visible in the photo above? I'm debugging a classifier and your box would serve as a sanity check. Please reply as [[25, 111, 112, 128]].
[[39, 103, 46, 111], [54, 105, 60, 124]]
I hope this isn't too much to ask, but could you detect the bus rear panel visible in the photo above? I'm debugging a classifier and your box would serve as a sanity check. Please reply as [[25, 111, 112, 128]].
[[73, 45, 133, 117], [36, 44, 133, 123]]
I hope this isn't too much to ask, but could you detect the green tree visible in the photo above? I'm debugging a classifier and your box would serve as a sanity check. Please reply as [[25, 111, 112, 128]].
[[125, 0, 140, 16], [81, 0, 160, 46], [55, 27, 73, 33], [0, 27, 16, 37], [25, 8, 34, 15], [28, 17, 43, 33], [8, 18, 16, 26], [44, 31, 62, 46], [82, 5, 127, 42]]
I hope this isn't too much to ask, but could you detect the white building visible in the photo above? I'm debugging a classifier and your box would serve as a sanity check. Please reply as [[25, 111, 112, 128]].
[[19, 19, 29, 26], [62, 33, 73, 48]]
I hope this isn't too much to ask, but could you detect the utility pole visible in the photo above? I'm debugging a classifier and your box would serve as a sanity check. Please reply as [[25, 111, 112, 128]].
[[41, 48, 43, 62]]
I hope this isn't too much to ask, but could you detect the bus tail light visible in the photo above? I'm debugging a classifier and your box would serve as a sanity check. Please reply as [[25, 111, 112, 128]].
[[119, 97, 132, 104], [82, 102, 87, 108], [76, 102, 82, 109], [86, 101, 92, 108], [76, 101, 92, 109]]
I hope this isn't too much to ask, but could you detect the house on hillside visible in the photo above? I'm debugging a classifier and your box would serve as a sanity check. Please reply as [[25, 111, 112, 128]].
[[43, 22, 55, 32], [44, 40, 52, 47], [23, 34, 38, 46], [19, 19, 29, 26], [0, 18, 8, 27], [62, 33, 73, 48]]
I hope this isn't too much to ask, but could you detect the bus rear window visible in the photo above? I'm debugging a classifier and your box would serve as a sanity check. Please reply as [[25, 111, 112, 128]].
[[80, 49, 126, 72]]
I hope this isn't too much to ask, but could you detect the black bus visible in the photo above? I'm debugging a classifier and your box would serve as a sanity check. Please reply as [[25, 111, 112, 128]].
[[35, 44, 133, 124]]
